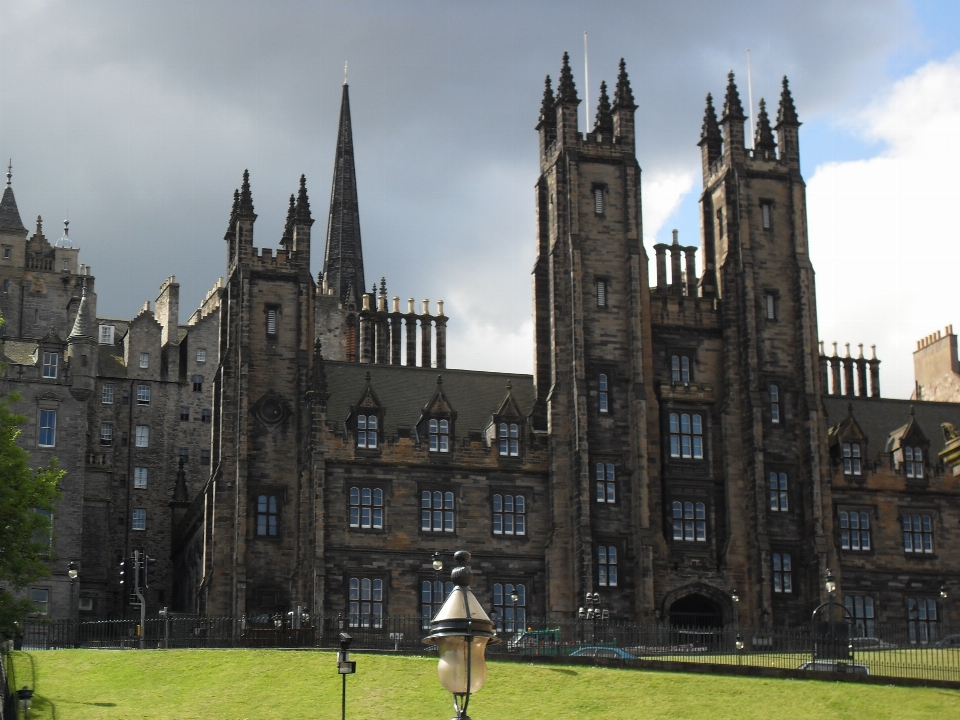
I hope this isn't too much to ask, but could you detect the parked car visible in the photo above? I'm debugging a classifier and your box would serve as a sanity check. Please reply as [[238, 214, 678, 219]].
[[935, 634, 960, 647], [850, 637, 895, 650], [798, 660, 870, 675], [570, 646, 637, 659]]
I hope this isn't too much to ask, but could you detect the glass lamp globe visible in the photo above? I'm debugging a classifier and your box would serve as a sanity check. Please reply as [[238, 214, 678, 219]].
[[437, 634, 491, 695], [824, 569, 837, 595]]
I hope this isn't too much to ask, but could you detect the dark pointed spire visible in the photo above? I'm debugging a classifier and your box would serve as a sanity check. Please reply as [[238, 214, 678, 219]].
[[224, 188, 240, 241], [722, 71, 745, 121], [754, 98, 777, 156], [776, 76, 799, 127], [238, 169, 255, 218], [0, 162, 27, 234], [538, 75, 556, 127], [594, 80, 613, 133], [699, 93, 721, 144], [296, 174, 313, 223], [324, 81, 366, 312], [612, 58, 636, 111], [281, 194, 295, 249], [556, 51, 579, 104]]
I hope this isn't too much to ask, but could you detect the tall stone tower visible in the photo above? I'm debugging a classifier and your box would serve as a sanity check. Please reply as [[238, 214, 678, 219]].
[[322, 81, 366, 362], [695, 74, 833, 625], [533, 55, 659, 621], [203, 170, 318, 617]]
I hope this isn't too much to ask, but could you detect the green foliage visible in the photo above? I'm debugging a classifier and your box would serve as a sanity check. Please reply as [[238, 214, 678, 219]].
[[7, 649, 960, 720], [0, 384, 64, 639]]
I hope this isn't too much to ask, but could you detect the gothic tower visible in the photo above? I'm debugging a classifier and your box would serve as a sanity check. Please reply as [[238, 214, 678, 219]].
[[322, 80, 366, 362], [533, 55, 659, 621]]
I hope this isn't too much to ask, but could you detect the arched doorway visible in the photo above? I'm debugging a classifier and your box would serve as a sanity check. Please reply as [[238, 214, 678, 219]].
[[668, 594, 724, 629]]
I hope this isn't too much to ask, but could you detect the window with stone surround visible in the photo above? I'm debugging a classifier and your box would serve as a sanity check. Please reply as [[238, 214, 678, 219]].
[[39, 410, 56, 447], [100, 423, 113, 446], [669, 412, 703, 459], [429, 418, 449, 453], [421, 580, 453, 629], [844, 595, 876, 637], [349, 486, 383, 530], [671, 355, 691, 383], [132, 508, 146, 531], [598, 374, 610, 414], [903, 513, 934, 554], [493, 583, 527, 632], [492, 493, 525, 535], [139, 352, 149, 369], [769, 473, 788, 512], [907, 598, 939, 644], [135, 425, 149, 447], [348, 577, 383, 628], [595, 463, 616, 503], [134, 467, 148, 489], [598, 545, 618, 587], [421, 490, 454, 532], [256, 494, 279, 537], [770, 385, 781, 423], [137, 384, 151, 405], [772, 552, 793, 593], [42, 352, 58, 379], [101, 383, 114, 404], [843, 443, 862, 476], [357, 414, 379, 449], [672, 501, 706, 542], [498, 423, 519, 457], [839, 510, 871, 551]]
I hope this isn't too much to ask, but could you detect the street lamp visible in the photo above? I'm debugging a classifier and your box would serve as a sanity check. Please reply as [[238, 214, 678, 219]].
[[824, 568, 837, 597], [941, 585, 948, 600], [67, 561, 78, 582], [17, 686, 33, 718], [433, 552, 444, 574], [423, 550, 499, 720]]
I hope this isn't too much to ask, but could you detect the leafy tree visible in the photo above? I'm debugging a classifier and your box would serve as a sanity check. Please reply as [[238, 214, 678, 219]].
[[0, 318, 64, 639]]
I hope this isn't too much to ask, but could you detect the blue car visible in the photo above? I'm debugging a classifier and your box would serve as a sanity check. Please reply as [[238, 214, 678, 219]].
[[569, 646, 636, 659]]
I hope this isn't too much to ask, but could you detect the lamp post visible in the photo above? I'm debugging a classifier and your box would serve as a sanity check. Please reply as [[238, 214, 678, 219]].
[[68, 560, 79, 647], [17, 686, 33, 718], [731, 588, 740, 659], [423, 550, 499, 720], [578, 592, 602, 645]]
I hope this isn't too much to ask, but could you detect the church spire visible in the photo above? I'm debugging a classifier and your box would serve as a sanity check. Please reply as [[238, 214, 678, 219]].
[[323, 81, 366, 312]]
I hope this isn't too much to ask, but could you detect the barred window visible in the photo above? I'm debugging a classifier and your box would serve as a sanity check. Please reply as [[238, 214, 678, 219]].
[[598, 545, 618, 587], [597, 279, 607, 307], [598, 374, 609, 413], [100, 424, 113, 446], [357, 414, 378, 449], [671, 355, 691, 383], [761, 202, 772, 230], [904, 447, 924, 478], [266, 308, 278, 336], [669, 413, 703, 459], [429, 419, 450, 453], [840, 510, 871, 551], [422, 490, 455, 532], [499, 423, 519, 456], [421, 580, 453, 629], [349, 487, 383, 529], [672, 501, 706, 542], [907, 598, 938, 644], [844, 595, 876, 638], [348, 577, 383, 628], [595, 463, 616, 503], [137, 384, 151, 405], [770, 385, 780, 423], [766, 293, 777, 320], [256, 495, 278, 537], [843, 443, 862, 476], [493, 583, 526, 632], [42, 352, 58, 379], [492, 494, 525, 535], [101, 383, 115, 404], [769, 473, 788, 512], [903, 514, 933, 554], [772, 552, 792, 593]]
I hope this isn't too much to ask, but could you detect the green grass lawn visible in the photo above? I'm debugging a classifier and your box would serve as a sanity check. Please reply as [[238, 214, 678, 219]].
[[6, 649, 960, 720]]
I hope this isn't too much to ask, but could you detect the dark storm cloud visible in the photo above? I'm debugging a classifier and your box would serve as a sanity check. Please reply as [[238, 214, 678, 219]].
[[0, 0, 910, 370]]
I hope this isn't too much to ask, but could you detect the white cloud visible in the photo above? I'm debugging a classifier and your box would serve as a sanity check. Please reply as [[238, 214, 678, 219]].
[[808, 54, 960, 399], [642, 171, 695, 246]]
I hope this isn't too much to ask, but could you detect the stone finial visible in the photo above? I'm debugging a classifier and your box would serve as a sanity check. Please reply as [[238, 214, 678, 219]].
[[700, 93, 721, 144], [594, 80, 613, 133], [238, 169, 255, 217], [539, 75, 555, 126], [556, 51, 579, 104], [754, 98, 777, 156], [722, 71, 745, 121], [296, 174, 312, 222], [612, 58, 636, 111], [776, 76, 800, 127], [5, 159, 10, 187]]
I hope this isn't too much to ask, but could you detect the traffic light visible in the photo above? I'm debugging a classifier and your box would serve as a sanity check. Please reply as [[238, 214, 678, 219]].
[[143, 555, 156, 588], [119, 558, 126, 587]]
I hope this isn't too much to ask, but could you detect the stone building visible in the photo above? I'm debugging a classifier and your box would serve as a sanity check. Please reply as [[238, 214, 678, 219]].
[[5, 55, 960, 633]]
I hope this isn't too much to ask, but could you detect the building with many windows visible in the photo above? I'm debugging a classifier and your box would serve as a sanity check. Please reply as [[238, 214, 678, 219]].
[[3, 54, 960, 635]]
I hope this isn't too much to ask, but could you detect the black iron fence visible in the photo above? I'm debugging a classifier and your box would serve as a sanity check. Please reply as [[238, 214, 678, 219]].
[[16, 614, 960, 683]]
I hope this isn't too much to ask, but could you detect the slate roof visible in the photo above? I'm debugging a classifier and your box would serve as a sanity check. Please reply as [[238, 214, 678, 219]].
[[323, 361, 536, 437], [0, 186, 27, 234], [2, 340, 37, 365], [824, 396, 960, 460]]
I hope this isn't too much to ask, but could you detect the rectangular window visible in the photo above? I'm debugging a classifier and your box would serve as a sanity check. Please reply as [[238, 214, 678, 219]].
[[137, 384, 151, 405], [903, 514, 934, 554], [597, 280, 607, 307], [595, 463, 616, 503], [598, 374, 609, 413], [132, 508, 146, 531], [843, 443, 862, 476], [196, 348, 207, 363], [671, 355, 691, 384], [349, 486, 384, 530], [135, 425, 149, 447], [200, 449, 211, 466], [29, 588, 49, 615], [839, 510, 872, 551], [192, 375, 204, 392], [134, 467, 148, 489], [201, 408, 212, 423], [39, 410, 56, 447], [102, 383, 115, 404], [765, 293, 777, 321], [348, 577, 383, 628], [770, 385, 780, 423], [256, 495, 279, 537], [33, 508, 52, 550], [672, 501, 707, 542], [594, 187, 604, 215], [668, 412, 703, 459], [492, 493, 526, 535], [498, 423, 519, 457], [139, 352, 149, 369], [266, 308, 278, 336], [428, 419, 450, 453], [2, 246, 10, 259], [179, 447, 189, 463], [421, 490, 455, 532], [42, 352, 58, 378], [99, 325, 115, 345], [904, 446, 924, 479], [907, 597, 938, 644], [769, 473, 788, 512], [844, 595, 876, 638], [100, 423, 113, 446], [422, 580, 453, 629], [772, 552, 792, 593], [357, 414, 378, 449], [761, 202, 772, 230], [180, 406, 190, 421], [597, 545, 618, 587], [716, 208, 724, 238], [492, 583, 527, 633]]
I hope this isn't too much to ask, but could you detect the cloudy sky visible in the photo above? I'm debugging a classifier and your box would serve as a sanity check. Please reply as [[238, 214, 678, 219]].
[[1, 0, 958, 398]]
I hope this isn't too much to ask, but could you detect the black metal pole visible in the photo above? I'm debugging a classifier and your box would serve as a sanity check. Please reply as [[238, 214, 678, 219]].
[[341, 672, 346, 720]]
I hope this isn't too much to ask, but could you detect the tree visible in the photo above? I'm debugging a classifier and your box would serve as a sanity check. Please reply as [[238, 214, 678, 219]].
[[0, 319, 64, 639]]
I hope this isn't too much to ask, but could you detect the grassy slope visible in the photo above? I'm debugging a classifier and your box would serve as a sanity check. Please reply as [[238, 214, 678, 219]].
[[7, 649, 960, 720]]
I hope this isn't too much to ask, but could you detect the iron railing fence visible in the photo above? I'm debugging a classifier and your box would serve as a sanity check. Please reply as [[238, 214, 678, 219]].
[[17, 615, 960, 683]]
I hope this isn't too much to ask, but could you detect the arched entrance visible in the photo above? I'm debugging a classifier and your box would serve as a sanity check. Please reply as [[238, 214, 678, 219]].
[[668, 594, 724, 629]]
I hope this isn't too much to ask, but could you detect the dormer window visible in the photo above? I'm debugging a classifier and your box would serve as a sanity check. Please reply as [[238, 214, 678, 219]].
[[357, 414, 378, 449], [843, 443, 862, 476], [99, 325, 115, 345], [499, 423, 519, 457], [429, 419, 450, 453], [905, 447, 924, 478]]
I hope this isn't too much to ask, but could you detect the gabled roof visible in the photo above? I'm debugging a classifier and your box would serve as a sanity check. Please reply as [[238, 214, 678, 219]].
[[885, 408, 928, 453], [324, 362, 535, 438]]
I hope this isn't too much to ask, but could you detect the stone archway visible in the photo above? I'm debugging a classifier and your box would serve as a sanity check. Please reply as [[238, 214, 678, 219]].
[[668, 593, 725, 629]]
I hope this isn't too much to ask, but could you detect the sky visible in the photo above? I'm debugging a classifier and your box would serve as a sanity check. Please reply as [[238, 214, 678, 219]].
[[1, 0, 958, 399]]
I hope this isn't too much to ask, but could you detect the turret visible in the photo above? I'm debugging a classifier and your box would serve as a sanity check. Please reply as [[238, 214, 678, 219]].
[[593, 80, 613, 136], [611, 57, 637, 150], [775, 76, 801, 168], [236, 169, 257, 256], [720, 71, 746, 163], [65, 284, 97, 400], [554, 51, 581, 146]]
